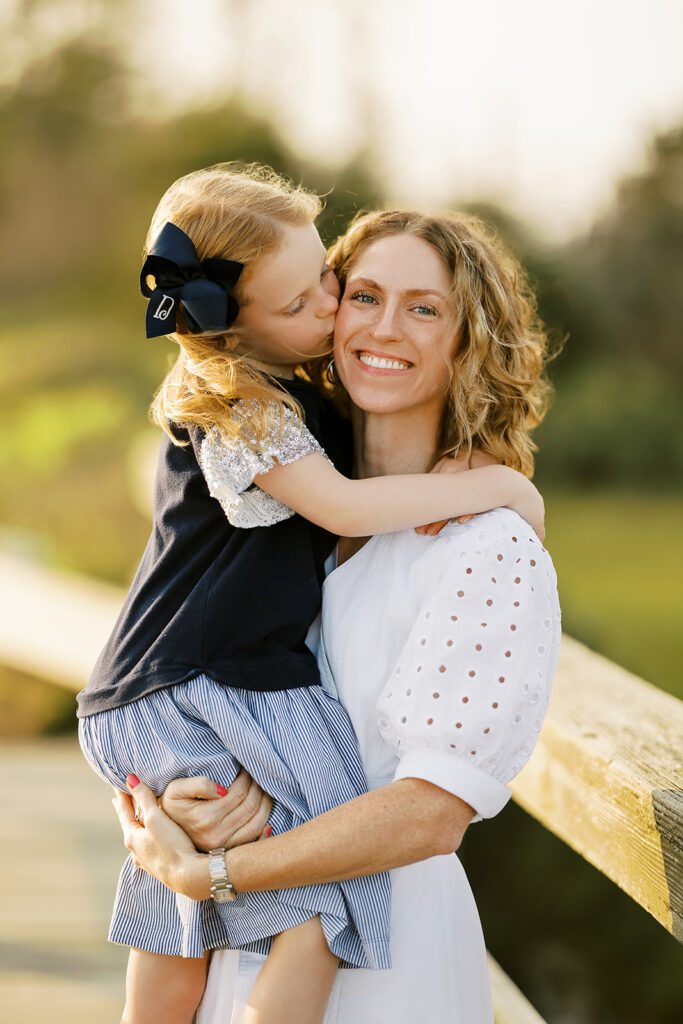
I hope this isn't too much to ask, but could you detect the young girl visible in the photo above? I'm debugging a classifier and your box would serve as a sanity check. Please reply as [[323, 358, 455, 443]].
[[77, 162, 544, 1024]]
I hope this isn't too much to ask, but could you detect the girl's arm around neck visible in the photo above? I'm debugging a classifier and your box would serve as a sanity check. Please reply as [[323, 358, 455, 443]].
[[255, 453, 544, 539]]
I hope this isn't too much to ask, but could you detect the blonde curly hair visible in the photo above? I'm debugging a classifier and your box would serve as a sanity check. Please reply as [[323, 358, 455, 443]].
[[146, 162, 322, 447], [326, 210, 552, 476]]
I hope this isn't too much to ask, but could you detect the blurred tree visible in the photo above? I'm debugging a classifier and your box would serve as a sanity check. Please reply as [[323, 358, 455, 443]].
[[466, 131, 683, 489], [0, 37, 133, 299], [572, 125, 683, 375], [0, 26, 382, 583]]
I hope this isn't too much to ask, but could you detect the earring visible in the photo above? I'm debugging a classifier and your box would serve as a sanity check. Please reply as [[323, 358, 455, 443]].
[[324, 357, 339, 385]]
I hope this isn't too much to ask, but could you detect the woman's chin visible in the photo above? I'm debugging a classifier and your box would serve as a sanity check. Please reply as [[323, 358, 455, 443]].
[[345, 380, 414, 415]]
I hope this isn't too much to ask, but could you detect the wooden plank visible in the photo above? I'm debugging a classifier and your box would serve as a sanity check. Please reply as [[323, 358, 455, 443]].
[[0, 551, 123, 690], [511, 634, 683, 940], [488, 955, 548, 1024], [0, 738, 127, 1023]]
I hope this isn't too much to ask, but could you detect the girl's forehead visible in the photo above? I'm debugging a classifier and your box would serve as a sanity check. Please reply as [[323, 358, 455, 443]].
[[246, 222, 325, 307]]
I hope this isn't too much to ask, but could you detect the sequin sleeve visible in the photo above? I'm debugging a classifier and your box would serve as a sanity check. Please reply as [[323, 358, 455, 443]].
[[198, 402, 331, 528], [375, 513, 562, 822]]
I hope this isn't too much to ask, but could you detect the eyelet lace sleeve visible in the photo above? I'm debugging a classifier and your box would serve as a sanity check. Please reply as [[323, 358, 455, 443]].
[[198, 401, 331, 528], [375, 514, 562, 822]]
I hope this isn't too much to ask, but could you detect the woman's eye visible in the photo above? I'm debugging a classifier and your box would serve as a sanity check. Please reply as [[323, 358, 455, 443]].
[[350, 291, 377, 305], [412, 304, 438, 317]]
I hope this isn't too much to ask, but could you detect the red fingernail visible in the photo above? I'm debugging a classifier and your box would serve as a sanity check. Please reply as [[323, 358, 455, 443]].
[[264, 825, 273, 837], [127, 773, 140, 789], [216, 784, 228, 797]]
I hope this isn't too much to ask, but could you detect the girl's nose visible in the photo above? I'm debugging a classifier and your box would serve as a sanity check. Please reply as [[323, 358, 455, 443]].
[[323, 269, 341, 302], [318, 287, 339, 318]]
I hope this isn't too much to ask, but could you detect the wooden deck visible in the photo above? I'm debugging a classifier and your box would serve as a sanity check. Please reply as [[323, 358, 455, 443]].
[[1, 738, 127, 1024]]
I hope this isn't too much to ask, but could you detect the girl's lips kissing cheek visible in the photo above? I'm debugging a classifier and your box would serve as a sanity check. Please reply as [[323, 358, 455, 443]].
[[354, 350, 413, 375]]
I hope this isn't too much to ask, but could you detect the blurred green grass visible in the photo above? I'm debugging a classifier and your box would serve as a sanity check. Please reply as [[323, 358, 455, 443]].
[[543, 490, 682, 697]]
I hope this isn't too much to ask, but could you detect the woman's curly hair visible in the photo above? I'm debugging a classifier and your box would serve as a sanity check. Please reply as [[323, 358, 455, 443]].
[[326, 209, 552, 476]]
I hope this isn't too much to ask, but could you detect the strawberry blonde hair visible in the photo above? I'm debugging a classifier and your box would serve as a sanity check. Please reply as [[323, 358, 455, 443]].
[[326, 210, 552, 476], [147, 163, 321, 446]]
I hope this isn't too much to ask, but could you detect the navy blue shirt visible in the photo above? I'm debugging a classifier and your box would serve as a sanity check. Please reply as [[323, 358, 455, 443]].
[[77, 378, 352, 717]]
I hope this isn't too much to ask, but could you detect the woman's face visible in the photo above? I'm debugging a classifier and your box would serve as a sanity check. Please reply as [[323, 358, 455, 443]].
[[333, 233, 461, 416]]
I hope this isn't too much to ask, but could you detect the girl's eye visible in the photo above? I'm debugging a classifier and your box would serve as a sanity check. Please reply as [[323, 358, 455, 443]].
[[285, 299, 305, 316], [349, 291, 378, 305]]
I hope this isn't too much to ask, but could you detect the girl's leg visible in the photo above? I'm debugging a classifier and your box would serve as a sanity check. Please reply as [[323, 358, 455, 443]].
[[121, 948, 209, 1024], [244, 918, 339, 1024]]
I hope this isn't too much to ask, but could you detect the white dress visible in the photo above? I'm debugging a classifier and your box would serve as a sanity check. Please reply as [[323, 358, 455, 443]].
[[198, 509, 562, 1024]]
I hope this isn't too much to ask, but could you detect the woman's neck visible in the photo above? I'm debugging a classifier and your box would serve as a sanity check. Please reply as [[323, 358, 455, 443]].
[[351, 404, 442, 479]]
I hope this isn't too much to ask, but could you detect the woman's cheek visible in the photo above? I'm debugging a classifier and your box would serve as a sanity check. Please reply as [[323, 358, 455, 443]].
[[332, 307, 353, 358]]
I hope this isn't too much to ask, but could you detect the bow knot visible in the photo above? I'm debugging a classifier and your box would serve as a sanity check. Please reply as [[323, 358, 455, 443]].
[[140, 222, 243, 339]]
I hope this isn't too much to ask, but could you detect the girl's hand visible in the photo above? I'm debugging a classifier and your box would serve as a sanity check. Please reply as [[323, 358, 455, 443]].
[[415, 451, 500, 536], [510, 476, 546, 542], [160, 770, 273, 852], [112, 779, 207, 899]]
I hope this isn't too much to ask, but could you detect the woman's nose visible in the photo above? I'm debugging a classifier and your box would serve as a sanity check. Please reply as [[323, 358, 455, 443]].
[[370, 304, 401, 342]]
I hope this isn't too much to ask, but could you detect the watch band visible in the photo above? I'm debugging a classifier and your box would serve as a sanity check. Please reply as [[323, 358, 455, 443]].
[[208, 848, 237, 902]]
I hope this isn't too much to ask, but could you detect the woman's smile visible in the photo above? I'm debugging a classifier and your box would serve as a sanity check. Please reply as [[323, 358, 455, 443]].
[[355, 349, 414, 374]]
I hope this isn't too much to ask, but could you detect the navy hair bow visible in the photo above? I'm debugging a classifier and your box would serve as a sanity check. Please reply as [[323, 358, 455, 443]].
[[139, 221, 243, 339]]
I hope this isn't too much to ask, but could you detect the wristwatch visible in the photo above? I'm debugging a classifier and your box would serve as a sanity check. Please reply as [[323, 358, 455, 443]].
[[208, 848, 237, 902]]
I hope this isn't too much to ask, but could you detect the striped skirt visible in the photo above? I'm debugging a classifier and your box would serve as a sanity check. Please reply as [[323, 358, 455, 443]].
[[78, 674, 391, 968]]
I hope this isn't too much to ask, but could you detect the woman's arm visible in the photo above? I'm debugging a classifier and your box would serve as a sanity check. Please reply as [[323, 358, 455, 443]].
[[256, 454, 544, 539], [114, 776, 475, 902]]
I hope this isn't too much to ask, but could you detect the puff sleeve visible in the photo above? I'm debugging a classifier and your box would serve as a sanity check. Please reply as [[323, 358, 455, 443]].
[[375, 521, 561, 822], [198, 401, 330, 528]]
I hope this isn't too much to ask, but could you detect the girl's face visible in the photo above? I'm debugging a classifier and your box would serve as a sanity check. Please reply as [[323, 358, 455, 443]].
[[333, 233, 462, 416], [237, 222, 339, 375]]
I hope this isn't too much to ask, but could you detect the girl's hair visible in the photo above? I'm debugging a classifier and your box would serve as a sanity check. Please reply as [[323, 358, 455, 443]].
[[147, 163, 322, 446], [327, 210, 552, 476]]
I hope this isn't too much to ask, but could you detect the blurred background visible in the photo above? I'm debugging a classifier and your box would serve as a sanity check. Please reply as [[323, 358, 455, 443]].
[[1, 0, 681, 1021]]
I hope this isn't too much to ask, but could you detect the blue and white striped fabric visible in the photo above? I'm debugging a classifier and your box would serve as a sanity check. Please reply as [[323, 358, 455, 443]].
[[78, 674, 391, 969]]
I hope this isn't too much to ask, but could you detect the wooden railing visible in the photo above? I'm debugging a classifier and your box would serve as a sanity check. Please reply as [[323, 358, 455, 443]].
[[1, 547, 681, 1022], [511, 636, 682, 942]]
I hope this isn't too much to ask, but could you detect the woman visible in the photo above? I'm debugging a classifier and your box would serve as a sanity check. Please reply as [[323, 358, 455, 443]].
[[115, 209, 561, 1023]]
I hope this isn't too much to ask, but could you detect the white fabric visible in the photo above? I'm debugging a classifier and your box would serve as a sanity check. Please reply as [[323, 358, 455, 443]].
[[198, 509, 561, 1023], [374, 511, 560, 822]]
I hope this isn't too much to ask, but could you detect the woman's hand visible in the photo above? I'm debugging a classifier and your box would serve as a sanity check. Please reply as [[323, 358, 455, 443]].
[[160, 769, 273, 852], [112, 779, 208, 899], [415, 450, 500, 536]]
